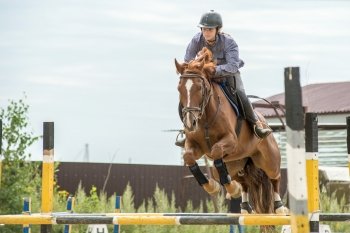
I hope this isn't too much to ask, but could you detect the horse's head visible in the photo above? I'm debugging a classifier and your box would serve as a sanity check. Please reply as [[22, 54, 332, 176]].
[[174, 48, 216, 131]]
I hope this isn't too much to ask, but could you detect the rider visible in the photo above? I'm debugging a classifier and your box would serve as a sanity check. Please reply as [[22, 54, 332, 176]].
[[176, 10, 272, 147]]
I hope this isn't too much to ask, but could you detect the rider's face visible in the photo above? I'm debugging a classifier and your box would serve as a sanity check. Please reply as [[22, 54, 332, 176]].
[[201, 27, 217, 42]]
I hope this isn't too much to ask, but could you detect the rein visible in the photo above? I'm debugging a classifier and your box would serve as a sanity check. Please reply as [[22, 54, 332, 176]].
[[179, 73, 221, 149]]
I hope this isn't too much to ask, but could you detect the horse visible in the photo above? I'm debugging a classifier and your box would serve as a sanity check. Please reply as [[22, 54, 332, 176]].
[[174, 47, 286, 216]]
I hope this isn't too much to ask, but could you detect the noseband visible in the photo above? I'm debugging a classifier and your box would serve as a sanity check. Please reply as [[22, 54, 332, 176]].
[[180, 73, 212, 125]]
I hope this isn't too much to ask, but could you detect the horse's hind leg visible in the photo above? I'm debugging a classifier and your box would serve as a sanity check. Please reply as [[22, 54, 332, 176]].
[[239, 183, 253, 214], [271, 178, 287, 214], [252, 156, 287, 214], [254, 139, 287, 215]]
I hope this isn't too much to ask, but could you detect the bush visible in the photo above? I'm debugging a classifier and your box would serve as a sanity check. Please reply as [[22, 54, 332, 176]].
[[0, 97, 41, 233]]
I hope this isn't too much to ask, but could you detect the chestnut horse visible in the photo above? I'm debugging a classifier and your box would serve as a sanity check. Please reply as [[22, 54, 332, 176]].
[[175, 47, 285, 215]]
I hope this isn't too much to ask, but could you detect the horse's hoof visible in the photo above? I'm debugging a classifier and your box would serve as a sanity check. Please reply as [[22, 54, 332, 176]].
[[274, 201, 287, 215], [240, 202, 253, 214]]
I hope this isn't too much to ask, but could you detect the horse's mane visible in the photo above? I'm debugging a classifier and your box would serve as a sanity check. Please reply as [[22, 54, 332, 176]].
[[186, 47, 216, 78]]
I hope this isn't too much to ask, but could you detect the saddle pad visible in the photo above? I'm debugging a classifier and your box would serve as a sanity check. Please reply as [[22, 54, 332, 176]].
[[219, 83, 240, 117]]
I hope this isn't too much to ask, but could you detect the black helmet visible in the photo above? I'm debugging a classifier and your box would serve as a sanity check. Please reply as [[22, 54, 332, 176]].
[[198, 10, 222, 29]]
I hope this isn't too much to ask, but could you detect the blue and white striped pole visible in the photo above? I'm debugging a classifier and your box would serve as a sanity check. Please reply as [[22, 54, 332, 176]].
[[113, 196, 121, 233], [22, 197, 31, 233], [64, 196, 74, 233]]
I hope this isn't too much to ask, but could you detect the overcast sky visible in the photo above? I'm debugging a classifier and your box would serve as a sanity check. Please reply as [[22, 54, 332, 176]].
[[1, 0, 349, 165]]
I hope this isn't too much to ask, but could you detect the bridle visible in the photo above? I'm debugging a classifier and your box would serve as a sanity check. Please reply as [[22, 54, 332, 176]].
[[179, 72, 221, 149], [180, 73, 212, 128]]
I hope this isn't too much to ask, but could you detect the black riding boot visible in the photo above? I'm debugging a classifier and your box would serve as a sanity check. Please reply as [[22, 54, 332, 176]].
[[236, 89, 272, 139]]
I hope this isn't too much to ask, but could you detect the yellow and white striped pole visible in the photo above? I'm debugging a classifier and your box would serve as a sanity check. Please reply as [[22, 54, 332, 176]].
[[1, 212, 349, 225], [0, 214, 291, 226], [41, 122, 54, 233], [284, 67, 309, 233]]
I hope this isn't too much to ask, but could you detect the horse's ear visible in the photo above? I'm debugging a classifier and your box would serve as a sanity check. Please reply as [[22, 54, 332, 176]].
[[175, 59, 185, 75]]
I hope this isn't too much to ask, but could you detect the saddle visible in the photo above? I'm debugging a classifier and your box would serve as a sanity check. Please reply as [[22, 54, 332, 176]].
[[218, 81, 242, 117], [217, 81, 245, 136]]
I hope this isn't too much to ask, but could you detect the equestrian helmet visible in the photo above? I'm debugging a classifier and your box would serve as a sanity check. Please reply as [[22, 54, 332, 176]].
[[198, 10, 222, 29]]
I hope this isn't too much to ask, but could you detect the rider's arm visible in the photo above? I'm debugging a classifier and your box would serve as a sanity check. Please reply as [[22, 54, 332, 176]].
[[184, 33, 202, 62], [215, 38, 244, 76]]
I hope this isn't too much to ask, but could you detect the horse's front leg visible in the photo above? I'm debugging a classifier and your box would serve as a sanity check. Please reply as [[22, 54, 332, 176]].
[[211, 137, 241, 198], [183, 143, 220, 196]]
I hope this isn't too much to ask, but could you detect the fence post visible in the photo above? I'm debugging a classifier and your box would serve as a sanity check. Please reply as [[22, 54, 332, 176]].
[[23, 197, 31, 233], [41, 122, 54, 233], [284, 67, 309, 233], [305, 112, 319, 233]]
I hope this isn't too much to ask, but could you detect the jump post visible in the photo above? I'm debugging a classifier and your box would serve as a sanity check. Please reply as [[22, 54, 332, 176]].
[[41, 122, 54, 233], [285, 67, 309, 233]]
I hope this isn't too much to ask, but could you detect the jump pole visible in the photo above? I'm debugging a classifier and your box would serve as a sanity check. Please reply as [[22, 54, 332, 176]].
[[0, 214, 291, 226], [284, 67, 309, 233], [41, 122, 54, 233], [305, 112, 319, 233]]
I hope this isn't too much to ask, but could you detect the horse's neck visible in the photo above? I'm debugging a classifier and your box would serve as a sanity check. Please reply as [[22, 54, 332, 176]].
[[203, 84, 222, 123]]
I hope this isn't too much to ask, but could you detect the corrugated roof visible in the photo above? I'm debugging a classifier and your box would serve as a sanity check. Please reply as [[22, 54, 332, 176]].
[[253, 81, 350, 117]]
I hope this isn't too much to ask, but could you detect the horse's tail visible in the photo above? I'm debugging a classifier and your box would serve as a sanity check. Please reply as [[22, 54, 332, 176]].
[[243, 158, 274, 214], [243, 158, 275, 232]]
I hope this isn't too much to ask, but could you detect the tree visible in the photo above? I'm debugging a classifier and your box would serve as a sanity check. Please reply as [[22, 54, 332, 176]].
[[0, 97, 41, 232]]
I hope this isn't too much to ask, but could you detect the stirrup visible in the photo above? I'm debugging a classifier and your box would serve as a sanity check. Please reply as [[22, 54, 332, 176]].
[[253, 124, 272, 139], [175, 130, 185, 147], [175, 138, 185, 147]]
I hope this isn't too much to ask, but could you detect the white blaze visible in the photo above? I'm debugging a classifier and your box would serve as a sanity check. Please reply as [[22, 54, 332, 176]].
[[185, 79, 193, 126], [185, 79, 193, 107]]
